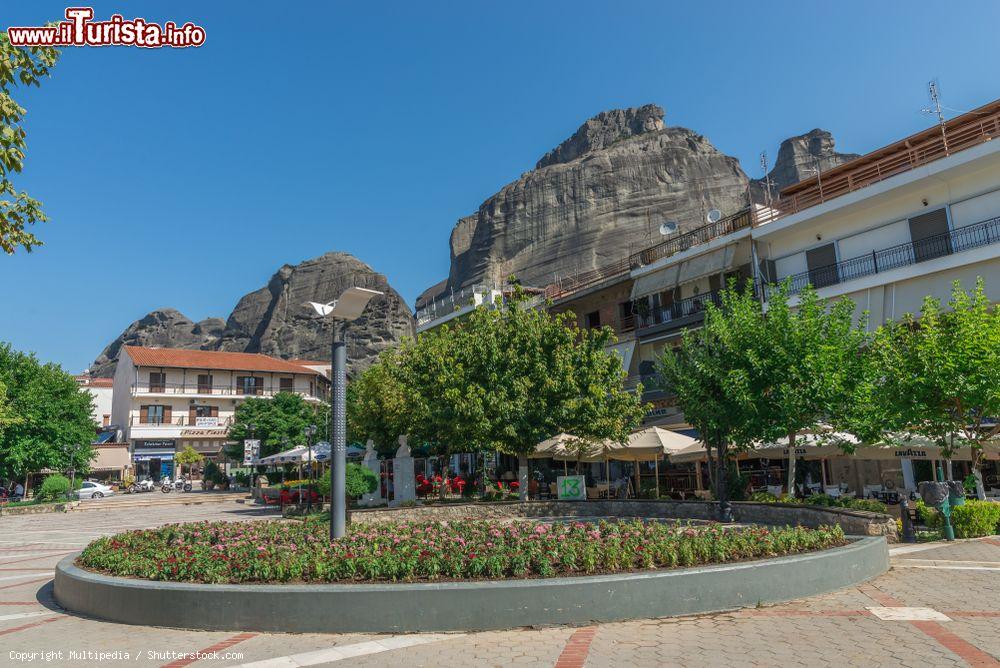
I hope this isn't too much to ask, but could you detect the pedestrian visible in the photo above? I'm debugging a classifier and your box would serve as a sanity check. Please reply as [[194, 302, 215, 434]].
[[14, 481, 24, 500]]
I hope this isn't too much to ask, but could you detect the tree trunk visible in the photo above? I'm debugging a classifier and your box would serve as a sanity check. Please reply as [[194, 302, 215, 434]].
[[518, 455, 529, 502], [787, 430, 797, 498], [715, 440, 732, 522], [972, 449, 987, 500]]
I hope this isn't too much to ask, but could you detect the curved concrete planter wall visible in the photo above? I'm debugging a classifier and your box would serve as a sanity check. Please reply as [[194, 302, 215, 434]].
[[55, 537, 887, 633]]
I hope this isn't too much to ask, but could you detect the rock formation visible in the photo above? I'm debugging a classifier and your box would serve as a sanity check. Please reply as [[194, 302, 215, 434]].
[[91, 253, 415, 378], [751, 129, 859, 202], [89, 310, 223, 377], [443, 105, 751, 292], [425, 107, 857, 301], [215, 252, 414, 375]]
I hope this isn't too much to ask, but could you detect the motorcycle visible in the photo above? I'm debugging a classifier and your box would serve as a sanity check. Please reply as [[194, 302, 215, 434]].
[[161, 477, 193, 493], [127, 478, 157, 494]]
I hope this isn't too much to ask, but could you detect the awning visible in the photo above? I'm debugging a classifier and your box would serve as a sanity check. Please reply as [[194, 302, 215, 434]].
[[607, 340, 636, 375], [675, 245, 735, 286], [631, 265, 679, 299]]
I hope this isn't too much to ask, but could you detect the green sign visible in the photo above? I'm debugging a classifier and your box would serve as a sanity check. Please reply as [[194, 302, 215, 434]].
[[557, 475, 586, 501]]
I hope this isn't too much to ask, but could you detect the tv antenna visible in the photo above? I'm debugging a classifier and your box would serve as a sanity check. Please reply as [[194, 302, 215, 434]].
[[706, 209, 722, 224], [921, 79, 949, 155], [760, 151, 774, 207]]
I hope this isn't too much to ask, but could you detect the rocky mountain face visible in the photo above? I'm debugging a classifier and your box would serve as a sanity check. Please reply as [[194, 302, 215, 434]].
[[751, 129, 859, 202], [445, 105, 751, 292], [431, 108, 856, 297], [90, 252, 415, 378]]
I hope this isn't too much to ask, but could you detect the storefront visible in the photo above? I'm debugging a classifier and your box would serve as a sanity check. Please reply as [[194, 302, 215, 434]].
[[132, 439, 176, 481]]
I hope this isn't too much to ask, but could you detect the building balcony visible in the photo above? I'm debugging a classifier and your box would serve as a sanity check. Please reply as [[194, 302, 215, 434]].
[[635, 291, 722, 338], [129, 416, 234, 427], [131, 382, 329, 401], [770, 215, 1000, 298]]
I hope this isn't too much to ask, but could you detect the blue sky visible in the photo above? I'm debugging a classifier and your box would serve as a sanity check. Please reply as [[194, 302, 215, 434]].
[[3, 0, 999, 373]]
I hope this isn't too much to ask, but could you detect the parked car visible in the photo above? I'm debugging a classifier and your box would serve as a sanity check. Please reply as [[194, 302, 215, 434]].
[[76, 480, 115, 500]]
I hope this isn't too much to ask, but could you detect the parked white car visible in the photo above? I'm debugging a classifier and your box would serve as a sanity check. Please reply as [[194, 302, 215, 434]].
[[76, 480, 115, 500]]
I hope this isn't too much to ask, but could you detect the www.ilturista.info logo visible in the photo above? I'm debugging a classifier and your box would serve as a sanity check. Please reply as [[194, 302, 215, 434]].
[[7, 7, 206, 48]]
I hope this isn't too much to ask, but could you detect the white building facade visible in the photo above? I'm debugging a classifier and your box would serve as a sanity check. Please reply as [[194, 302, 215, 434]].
[[111, 346, 329, 480]]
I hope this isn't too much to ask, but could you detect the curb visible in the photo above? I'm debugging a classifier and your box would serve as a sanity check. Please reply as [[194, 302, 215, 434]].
[[54, 536, 888, 633]]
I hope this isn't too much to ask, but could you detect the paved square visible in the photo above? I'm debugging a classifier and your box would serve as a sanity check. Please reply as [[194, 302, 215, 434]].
[[866, 606, 952, 621], [2, 496, 999, 667]]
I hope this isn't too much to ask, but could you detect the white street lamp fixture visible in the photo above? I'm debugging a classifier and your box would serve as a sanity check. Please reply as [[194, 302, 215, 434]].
[[305, 286, 383, 540]]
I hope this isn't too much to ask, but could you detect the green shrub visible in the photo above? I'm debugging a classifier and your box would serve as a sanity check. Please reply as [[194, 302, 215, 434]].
[[37, 475, 71, 501], [749, 491, 779, 503], [79, 519, 847, 584], [915, 500, 942, 528], [950, 500, 1000, 539]]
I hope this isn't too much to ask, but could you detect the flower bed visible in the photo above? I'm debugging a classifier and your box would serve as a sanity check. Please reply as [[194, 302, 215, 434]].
[[78, 519, 846, 584]]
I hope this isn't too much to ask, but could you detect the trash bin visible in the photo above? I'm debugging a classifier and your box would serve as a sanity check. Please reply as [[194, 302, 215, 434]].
[[946, 480, 966, 508]]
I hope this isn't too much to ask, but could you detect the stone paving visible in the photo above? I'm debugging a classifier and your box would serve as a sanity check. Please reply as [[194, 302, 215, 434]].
[[1, 500, 999, 667]]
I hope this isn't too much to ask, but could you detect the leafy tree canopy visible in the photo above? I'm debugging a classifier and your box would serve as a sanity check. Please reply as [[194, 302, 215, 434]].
[[228, 392, 329, 461], [0, 35, 60, 254], [858, 278, 998, 494], [349, 287, 648, 459], [0, 342, 96, 479]]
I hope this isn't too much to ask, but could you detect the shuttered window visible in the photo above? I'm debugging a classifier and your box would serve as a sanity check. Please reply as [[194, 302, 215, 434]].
[[806, 243, 839, 289], [279, 377, 294, 393], [149, 372, 166, 393], [908, 208, 952, 262]]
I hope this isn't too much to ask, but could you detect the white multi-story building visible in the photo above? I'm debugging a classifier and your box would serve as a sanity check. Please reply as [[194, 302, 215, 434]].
[[75, 376, 114, 427], [111, 346, 329, 480]]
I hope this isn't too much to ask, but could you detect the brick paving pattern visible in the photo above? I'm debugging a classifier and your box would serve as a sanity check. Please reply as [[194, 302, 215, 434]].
[[1, 499, 998, 667]]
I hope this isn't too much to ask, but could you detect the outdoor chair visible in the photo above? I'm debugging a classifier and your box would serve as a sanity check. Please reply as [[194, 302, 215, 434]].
[[586, 486, 601, 500], [549, 482, 558, 498]]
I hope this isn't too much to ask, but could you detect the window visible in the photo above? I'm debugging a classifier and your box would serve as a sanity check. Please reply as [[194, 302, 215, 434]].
[[236, 376, 263, 395], [806, 243, 839, 289], [189, 405, 219, 426], [585, 311, 601, 329], [279, 377, 294, 393], [149, 372, 166, 393], [197, 374, 213, 394], [908, 208, 952, 262], [141, 405, 168, 425]]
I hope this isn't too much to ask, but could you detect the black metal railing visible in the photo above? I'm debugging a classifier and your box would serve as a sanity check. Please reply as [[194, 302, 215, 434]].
[[629, 208, 753, 268], [132, 382, 329, 400], [635, 291, 722, 330], [773, 216, 1000, 297], [129, 416, 234, 427]]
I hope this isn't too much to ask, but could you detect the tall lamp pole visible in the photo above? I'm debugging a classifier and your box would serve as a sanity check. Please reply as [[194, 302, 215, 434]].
[[306, 287, 383, 540], [304, 425, 317, 513]]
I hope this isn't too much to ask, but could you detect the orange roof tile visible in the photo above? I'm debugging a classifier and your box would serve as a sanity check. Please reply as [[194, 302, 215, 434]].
[[124, 346, 322, 375]]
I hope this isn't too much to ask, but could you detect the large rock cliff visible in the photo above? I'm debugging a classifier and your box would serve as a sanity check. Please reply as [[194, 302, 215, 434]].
[[751, 128, 859, 202], [90, 253, 414, 378], [445, 105, 751, 291]]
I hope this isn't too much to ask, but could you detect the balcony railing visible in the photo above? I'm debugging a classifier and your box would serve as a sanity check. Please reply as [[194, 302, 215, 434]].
[[129, 416, 234, 427], [635, 291, 722, 330], [416, 284, 493, 325], [755, 105, 1000, 226], [629, 209, 754, 269], [132, 382, 328, 400], [773, 215, 1000, 297]]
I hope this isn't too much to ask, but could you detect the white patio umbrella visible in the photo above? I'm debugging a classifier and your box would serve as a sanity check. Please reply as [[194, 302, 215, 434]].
[[603, 427, 699, 497]]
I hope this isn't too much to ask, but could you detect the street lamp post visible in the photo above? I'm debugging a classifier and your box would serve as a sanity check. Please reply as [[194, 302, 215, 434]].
[[306, 287, 383, 540], [247, 423, 256, 488], [62, 444, 77, 500], [304, 424, 317, 513]]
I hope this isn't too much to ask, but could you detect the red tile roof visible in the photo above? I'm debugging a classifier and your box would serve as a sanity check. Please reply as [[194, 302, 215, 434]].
[[287, 358, 330, 366], [123, 346, 322, 375], [76, 376, 114, 387]]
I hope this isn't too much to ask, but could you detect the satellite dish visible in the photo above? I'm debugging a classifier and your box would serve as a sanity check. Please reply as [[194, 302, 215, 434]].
[[658, 221, 678, 236], [706, 209, 722, 224]]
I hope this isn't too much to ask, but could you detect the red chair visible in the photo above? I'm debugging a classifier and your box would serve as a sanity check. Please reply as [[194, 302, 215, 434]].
[[278, 489, 294, 505]]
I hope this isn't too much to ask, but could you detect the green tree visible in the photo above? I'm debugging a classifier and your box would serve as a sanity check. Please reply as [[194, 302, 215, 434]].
[[228, 392, 329, 461], [659, 282, 868, 517], [347, 347, 413, 455], [733, 283, 870, 493], [0, 35, 60, 254], [0, 343, 96, 481], [864, 279, 999, 498], [349, 288, 647, 500], [175, 444, 204, 478]]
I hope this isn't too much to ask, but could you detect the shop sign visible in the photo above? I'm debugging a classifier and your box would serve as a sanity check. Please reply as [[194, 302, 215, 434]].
[[556, 475, 586, 501]]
